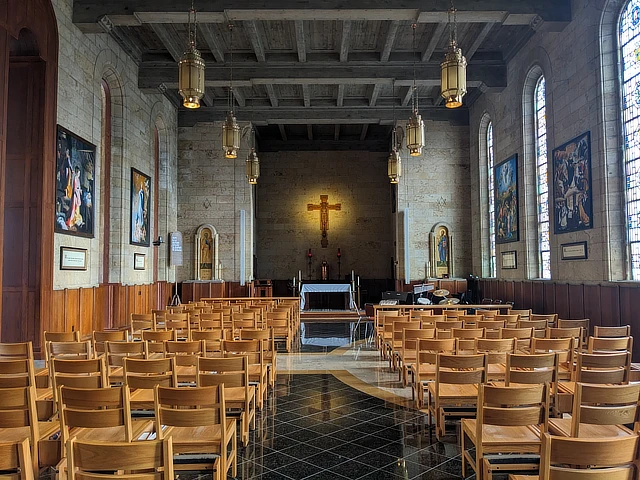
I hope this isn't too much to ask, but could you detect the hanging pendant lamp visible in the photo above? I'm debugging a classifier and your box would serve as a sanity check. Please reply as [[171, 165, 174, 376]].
[[440, 3, 467, 109], [388, 81, 402, 184], [178, 0, 205, 109], [246, 125, 260, 184], [222, 24, 240, 158], [406, 23, 425, 156]]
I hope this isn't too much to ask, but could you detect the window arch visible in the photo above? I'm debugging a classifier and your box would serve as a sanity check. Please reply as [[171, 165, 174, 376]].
[[534, 76, 551, 279], [487, 122, 496, 277], [620, 0, 640, 279]]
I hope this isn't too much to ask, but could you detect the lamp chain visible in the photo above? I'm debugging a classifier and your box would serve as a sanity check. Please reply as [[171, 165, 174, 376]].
[[392, 79, 396, 148], [228, 23, 234, 112], [412, 23, 418, 112]]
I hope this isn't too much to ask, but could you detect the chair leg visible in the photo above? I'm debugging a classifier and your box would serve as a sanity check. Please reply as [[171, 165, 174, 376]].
[[461, 429, 466, 478]]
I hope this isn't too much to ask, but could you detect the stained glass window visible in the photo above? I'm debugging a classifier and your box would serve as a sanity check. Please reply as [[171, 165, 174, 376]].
[[620, 0, 640, 279], [535, 76, 551, 279], [487, 122, 497, 277]]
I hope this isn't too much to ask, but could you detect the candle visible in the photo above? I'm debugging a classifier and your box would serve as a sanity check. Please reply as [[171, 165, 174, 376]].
[[293, 277, 296, 287], [357, 276, 360, 287], [298, 270, 302, 282], [351, 270, 354, 282]]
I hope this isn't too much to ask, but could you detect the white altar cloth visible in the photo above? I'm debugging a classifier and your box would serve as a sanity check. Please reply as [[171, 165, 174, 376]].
[[299, 283, 356, 310]]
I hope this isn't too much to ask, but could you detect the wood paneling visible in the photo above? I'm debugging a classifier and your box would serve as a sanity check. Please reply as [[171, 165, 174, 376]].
[[620, 284, 640, 359], [555, 284, 570, 319], [600, 284, 620, 327], [583, 284, 602, 329], [531, 282, 543, 314], [567, 284, 584, 319]]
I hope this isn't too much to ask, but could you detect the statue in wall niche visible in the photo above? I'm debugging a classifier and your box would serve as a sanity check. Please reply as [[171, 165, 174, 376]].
[[430, 223, 454, 279], [194, 224, 220, 280]]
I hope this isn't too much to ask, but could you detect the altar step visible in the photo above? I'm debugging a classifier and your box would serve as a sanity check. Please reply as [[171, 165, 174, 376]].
[[300, 309, 365, 322]]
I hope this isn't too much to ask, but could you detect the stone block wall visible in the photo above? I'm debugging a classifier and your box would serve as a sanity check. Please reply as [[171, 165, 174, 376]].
[[176, 122, 254, 283], [256, 150, 393, 280], [52, 0, 177, 289]]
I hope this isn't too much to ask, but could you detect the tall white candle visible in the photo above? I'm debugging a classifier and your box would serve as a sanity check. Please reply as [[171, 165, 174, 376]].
[[357, 276, 360, 287], [351, 270, 354, 282]]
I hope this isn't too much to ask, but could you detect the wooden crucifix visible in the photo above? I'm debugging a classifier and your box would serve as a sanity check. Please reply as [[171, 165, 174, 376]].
[[307, 194, 341, 248]]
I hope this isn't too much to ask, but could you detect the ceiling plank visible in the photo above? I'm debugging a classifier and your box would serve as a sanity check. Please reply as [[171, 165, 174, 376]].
[[337, 84, 345, 107], [198, 23, 225, 62], [465, 22, 496, 61], [369, 84, 382, 106], [259, 138, 390, 152], [244, 20, 266, 62], [307, 125, 313, 140], [380, 20, 400, 62], [340, 20, 352, 62], [150, 23, 184, 62], [334, 124, 340, 140], [360, 124, 369, 141], [265, 84, 279, 107], [302, 84, 311, 107], [294, 20, 307, 62], [421, 22, 446, 62], [278, 124, 288, 141]]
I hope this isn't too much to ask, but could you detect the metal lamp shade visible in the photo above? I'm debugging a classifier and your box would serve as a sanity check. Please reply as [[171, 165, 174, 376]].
[[406, 111, 425, 156], [246, 149, 260, 184], [222, 111, 240, 158], [440, 45, 467, 109], [178, 48, 205, 109], [388, 149, 402, 184]]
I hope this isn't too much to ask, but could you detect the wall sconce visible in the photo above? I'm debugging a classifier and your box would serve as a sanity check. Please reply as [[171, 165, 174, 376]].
[[152, 236, 164, 247]]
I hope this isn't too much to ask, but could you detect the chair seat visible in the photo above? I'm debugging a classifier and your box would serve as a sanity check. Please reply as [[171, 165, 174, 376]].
[[429, 383, 479, 402], [224, 386, 256, 405], [164, 420, 235, 453], [463, 420, 541, 450], [0, 421, 60, 442], [509, 476, 537, 480], [548, 418, 634, 438], [71, 421, 153, 443]]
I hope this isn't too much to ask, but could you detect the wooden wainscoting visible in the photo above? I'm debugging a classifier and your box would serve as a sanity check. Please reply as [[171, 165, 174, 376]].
[[180, 281, 252, 303], [479, 279, 640, 359]]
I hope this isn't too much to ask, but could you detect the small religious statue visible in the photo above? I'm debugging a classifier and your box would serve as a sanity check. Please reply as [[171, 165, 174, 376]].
[[429, 223, 454, 278], [308, 195, 341, 248], [321, 261, 328, 281]]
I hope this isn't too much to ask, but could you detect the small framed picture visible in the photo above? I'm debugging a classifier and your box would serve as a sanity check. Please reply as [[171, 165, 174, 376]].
[[561, 241, 588, 260], [60, 247, 88, 271], [134, 253, 146, 270], [501, 250, 517, 269]]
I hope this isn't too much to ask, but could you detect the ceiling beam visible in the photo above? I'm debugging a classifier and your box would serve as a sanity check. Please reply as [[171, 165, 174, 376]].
[[198, 23, 225, 62], [294, 20, 306, 62], [421, 22, 446, 62], [465, 22, 496, 61], [98, 16, 143, 62], [337, 84, 345, 107], [139, 61, 507, 90], [74, 1, 572, 32], [340, 21, 351, 62], [178, 106, 469, 127], [380, 20, 400, 62], [369, 84, 382, 106], [232, 87, 246, 107], [258, 138, 390, 152], [244, 20, 266, 62], [265, 84, 279, 107], [302, 84, 311, 107], [278, 124, 287, 141], [202, 89, 215, 107], [307, 125, 313, 140], [360, 124, 369, 141], [150, 24, 184, 62], [402, 86, 414, 106], [334, 124, 340, 141]]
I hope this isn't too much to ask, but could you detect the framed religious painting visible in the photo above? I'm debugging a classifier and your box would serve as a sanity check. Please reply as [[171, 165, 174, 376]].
[[429, 223, 454, 279], [494, 154, 519, 244], [130, 168, 151, 246], [55, 126, 95, 237], [552, 131, 593, 234]]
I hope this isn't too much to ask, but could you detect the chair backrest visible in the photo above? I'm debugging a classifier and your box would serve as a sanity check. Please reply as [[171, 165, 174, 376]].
[[452, 327, 485, 339], [575, 352, 631, 384], [570, 383, 640, 437], [222, 339, 263, 366], [0, 358, 37, 388], [239, 328, 275, 362], [130, 313, 155, 339], [510, 309, 531, 320], [506, 353, 558, 387], [459, 314, 482, 327], [164, 313, 190, 339], [154, 384, 226, 436], [197, 355, 249, 389], [593, 325, 631, 338], [474, 337, 516, 365], [59, 385, 133, 458], [518, 319, 548, 336], [142, 329, 176, 354], [476, 384, 549, 432], [105, 340, 148, 368], [499, 327, 535, 349], [402, 328, 436, 360], [444, 310, 462, 320], [0, 438, 33, 480], [392, 321, 421, 344], [123, 357, 178, 389], [0, 342, 34, 361], [557, 319, 590, 345], [48, 341, 92, 363], [192, 329, 225, 357], [165, 340, 205, 366], [530, 337, 574, 366], [495, 314, 520, 326], [51, 357, 108, 401], [0, 386, 39, 472], [44, 331, 79, 343], [435, 353, 487, 386], [531, 313, 558, 326], [93, 330, 128, 356], [67, 437, 174, 480], [477, 320, 506, 331], [546, 327, 582, 346], [435, 320, 463, 330], [588, 336, 633, 354], [539, 433, 639, 480], [199, 312, 223, 329]]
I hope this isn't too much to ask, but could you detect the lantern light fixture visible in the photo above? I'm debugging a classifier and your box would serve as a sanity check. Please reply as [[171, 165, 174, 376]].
[[440, 2, 468, 109], [245, 124, 260, 184], [178, 0, 205, 109], [222, 24, 240, 158], [406, 23, 425, 156], [388, 81, 402, 184]]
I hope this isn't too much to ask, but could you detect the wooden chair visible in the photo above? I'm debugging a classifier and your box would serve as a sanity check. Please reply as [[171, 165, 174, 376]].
[[142, 330, 175, 355], [232, 312, 257, 337], [460, 314, 483, 328], [154, 384, 235, 479], [240, 328, 277, 388], [506, 353, 559, 414], [436, 320, 463, 330], [192, 329, 225, 358], [549, 383, 640, 438], [499, 327, 535, 350], [377, 315, 409, 358], [199, 312, 224, 330], [47, 341, 92, 370], [163, 313, 190, 340], [386, 320, 421, 370], [410, 338, 457, 408], [510, 309, 532, 321], [530, 337, 574, 380], [165, 340, 205, 367], [474, 337, 516, 381], [593, 325, 631, 338], [105, 340, 148, 367], [588, 336, 633, 354], [0, 438, 33, 480], [397, 328, 436, 386], [496, 314, 521, 328], [462, 383, 549, 480], [197, 356, 256, 447], [123, 357, 177, 411], [557, 319, 590, 347], [546, 327, 582, 345], [222, 339, 268, 409], [531, 314, 558, 327], [151, 309, 167, 329], [476, 309, 498, 319], [444, 310, 463, 320], [50, 357, 108, 406], [509, 433, 640, 480], [266, 315, 292, 353], [575, 351, 631, 385], [43, 332, 79, 367], [67, 437, 175, 480], [0, 342, 34, 361], [0, 358, 37, 389], [478, 320, 506, 339], [427, 353, 488, 439], [92, 330, 128, 357], [453, 328, 486, 353], [518, 319, 548, 338], [130, 313, 155, 340]]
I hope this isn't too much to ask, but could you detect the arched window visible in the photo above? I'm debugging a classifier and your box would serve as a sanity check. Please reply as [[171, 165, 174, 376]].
[[487, 122, 496, 277], [534, 76, 551, 279], [620, 0, 640, 279], [100, 80, 111, 285]]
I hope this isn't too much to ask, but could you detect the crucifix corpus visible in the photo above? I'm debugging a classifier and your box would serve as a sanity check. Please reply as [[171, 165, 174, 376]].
[[308, 194, 341, 248]]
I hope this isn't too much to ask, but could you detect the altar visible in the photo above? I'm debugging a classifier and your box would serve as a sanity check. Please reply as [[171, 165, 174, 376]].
[[300, 283, 356, 310]]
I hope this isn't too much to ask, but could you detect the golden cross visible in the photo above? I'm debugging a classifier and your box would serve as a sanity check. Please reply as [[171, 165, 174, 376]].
[[307, 194, 341, 248]]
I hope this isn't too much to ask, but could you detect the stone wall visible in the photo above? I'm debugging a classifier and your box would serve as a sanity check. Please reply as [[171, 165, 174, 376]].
[[256, 150, 393, 280], [52, 0, 177, 289], [395, 119, 472, 282], [176, 122, 254, 283], [469, 0, 626, 282]]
